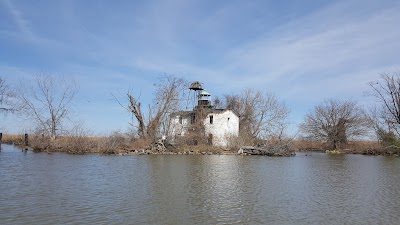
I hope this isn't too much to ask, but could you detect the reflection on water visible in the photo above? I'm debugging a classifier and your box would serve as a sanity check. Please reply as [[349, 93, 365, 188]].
[[1, 144, 400, 224]]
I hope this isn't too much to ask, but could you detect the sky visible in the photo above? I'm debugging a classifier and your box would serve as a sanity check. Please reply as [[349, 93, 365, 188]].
[[1, 0, 400, 135]]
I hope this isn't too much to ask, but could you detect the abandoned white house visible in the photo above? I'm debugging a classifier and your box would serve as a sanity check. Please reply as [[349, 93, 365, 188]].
[[168, 83, 239, 147]]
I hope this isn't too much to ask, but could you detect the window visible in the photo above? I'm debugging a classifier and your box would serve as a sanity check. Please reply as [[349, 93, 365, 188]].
[[191, 114, 196, 124], [228, 117, 230, 122], [210, 115, 213, 124], [179, 116, 183, 124]]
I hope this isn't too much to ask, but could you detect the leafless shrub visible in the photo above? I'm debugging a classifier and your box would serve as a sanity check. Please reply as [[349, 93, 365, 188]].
[[128, 138, 152, 150], [29, 135, 52, 151], [60, 124, 96, 154], [226, 133, 255, 150], [292, 139, 325, 151], [97, 131, 129, 154], [300, 99, 369, 150]]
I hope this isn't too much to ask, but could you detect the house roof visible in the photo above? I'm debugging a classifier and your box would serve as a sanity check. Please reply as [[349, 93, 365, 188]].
[[199, 90, 210, 96]]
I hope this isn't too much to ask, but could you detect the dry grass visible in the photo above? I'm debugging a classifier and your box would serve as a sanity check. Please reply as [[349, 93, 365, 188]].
[[57, 133, 137, 154], [294, 139, 382, 151], [292, 139, 325, 151], [291, 139, 396, 155], [3, 133, 395, 156], [125, 138, 151, 150], [344, 141, 381, 151], [1, 134, 26, 145], [1, 133, 140, 154], [225, 134, 255, 150]]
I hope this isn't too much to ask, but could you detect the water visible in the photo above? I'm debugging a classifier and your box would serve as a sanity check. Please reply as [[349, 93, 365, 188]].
[[1, 144, 400, 224]]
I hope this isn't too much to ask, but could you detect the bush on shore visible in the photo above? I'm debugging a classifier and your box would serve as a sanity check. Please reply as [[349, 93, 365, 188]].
[[2, 133, 399, 156], [295, 139, 399, 156], [1, 132, 135, 154]]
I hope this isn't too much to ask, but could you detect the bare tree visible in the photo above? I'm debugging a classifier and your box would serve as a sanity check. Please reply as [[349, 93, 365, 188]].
[[366, 106, 397, 145], [224, 88, 290, 141], [213, 96, 223, 109], [300, 99, 369, 149], [0, 76, 16, 113], [115, 74, 187, 140], [368, 71, 400, 136], [16, 74, 78, 140]]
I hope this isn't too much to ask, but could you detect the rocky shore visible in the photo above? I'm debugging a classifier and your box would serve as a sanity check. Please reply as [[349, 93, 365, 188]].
[[115, 139, 236, 155], [115, 140, 296, 156], [116, 149, 237, 156]]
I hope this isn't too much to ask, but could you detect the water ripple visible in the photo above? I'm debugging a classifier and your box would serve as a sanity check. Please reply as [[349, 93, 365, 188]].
[[1, 145, 400, 224]]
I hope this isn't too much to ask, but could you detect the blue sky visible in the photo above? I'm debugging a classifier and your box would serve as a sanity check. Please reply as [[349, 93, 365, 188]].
[[1, 0, 400, 135]]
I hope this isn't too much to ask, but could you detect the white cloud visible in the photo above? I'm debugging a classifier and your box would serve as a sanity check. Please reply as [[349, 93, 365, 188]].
[[2, 0, 30, 35], [227, 4, 400, 81], [1, 0, 400, 133]]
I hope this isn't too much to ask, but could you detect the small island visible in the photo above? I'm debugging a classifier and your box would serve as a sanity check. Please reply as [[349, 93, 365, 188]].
[[1, 73, 400, 157]]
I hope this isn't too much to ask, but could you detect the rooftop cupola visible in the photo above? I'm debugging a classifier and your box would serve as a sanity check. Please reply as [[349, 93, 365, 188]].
[[198, 89, 211, 108]]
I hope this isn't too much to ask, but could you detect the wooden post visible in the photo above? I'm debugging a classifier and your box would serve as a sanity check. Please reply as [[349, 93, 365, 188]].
[[24, 133, 29, 150], [0, 132, 2, 142]]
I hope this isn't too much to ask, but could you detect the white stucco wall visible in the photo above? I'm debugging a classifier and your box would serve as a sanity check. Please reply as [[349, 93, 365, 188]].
[[204, 110, 239, 147], [169, 114, 191, 137], [168, 110, 239, 147]]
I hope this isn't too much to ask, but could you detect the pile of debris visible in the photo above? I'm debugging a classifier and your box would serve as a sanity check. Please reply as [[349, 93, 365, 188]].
[[146, 139, 167, 153], [238, 143, 295, 156]]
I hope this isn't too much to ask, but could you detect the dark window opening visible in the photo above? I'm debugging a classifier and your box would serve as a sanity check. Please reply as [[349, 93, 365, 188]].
[[228, 117, 230, 122], [179, 116, 183, 124], [210, 115, 213, 124], [191, 114, 196, 124]]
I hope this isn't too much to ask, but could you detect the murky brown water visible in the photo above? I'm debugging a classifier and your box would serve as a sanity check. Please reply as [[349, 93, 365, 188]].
[[1, 144, 400, 224]]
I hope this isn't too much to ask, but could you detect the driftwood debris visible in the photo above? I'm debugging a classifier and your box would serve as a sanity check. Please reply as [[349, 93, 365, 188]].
[[147, 139, 167, 153], [238, 144, 295, 156]]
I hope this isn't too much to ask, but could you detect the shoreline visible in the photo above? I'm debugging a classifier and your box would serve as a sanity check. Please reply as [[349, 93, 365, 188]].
[[2, 137, 399, 157], [297, 148, 400, 157], [3, 142, 399, 157]]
